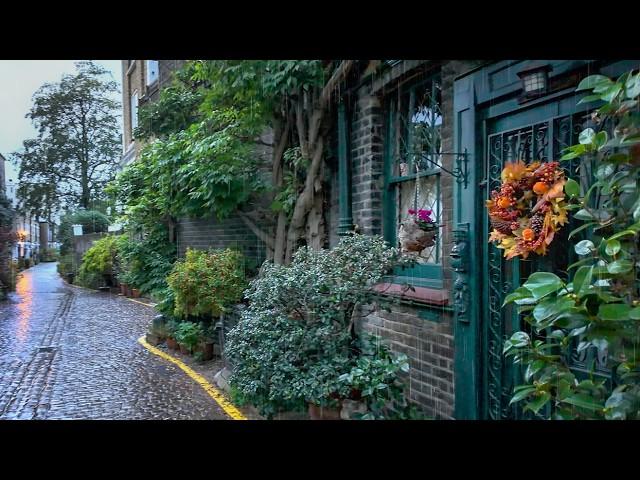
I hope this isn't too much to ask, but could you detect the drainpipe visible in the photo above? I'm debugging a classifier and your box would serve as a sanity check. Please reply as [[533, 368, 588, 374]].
[[337, 99, 354, 236]]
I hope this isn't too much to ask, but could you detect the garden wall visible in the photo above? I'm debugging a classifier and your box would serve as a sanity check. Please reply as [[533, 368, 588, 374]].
[[176, 214, 271, 272]]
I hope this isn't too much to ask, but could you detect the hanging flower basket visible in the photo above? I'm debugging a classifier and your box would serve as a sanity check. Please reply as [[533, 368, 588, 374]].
[[399, 209, 438, 253]]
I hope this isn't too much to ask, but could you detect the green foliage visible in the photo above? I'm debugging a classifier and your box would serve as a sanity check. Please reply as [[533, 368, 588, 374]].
[[115, 226, 175, 295], [166, 248, 246, 319], [76, 235, 118, 289], [58, 210, 110, 255], [135, 63, 204, 140], [57, 253, 75, 278], [504, 69, 640, 420], [225, 234, 417, 419], [13, 60, 121, 212], [174, 321, 203, 351]]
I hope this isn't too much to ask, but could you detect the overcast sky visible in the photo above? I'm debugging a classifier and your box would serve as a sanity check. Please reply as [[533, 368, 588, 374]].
[[0, 60, 122, 181]]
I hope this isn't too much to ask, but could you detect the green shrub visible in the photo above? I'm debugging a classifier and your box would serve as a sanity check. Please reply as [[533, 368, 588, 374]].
[[76, 235, 118, 289], [57, 254, 76, 278], [175, 321, 203, 351], [225, 234, 416, 419], [166, 248, 246, 319], [115, 225, 175, 295]]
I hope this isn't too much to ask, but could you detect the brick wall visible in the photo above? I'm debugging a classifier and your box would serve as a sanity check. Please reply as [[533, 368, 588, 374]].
[[345, 60, 482, 418], [176, 214, 271, 271], [349, 88, 384, 236]]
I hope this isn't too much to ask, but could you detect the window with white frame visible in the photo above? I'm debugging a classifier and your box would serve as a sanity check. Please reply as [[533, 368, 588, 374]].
[[146, 60, 159, 86]]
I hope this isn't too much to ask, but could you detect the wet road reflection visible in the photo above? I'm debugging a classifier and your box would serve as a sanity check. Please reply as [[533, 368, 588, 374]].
[[14, 271, 33, 344]]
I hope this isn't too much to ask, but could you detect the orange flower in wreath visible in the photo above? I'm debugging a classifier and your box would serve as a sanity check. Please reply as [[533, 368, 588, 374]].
[[487, 160, 569, 259]]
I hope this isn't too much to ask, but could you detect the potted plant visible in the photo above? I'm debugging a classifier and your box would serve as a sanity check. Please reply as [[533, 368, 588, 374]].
[[165, 319, 180, 351], [175, 321, 202, 355], [131, 287, 141, 298], [196, 323, 216, 361], [399, 208, 438, 253], [308, 394, 343, 420]]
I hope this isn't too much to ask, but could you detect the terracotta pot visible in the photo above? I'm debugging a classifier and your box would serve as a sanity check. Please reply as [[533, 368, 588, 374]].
[[179, 343, 191, 355], [119, 283, 128, 295], [308, 403, 342, 420], [131, 288, 141, 298], [166, 337, 179, 350], [198, 341, 214, 361], [340, 399, 368, 420]]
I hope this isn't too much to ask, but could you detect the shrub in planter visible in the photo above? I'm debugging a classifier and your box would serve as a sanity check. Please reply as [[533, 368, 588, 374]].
[[225, 233, 417, 419], [175, 321, 202, 354], [77, 235, 119, 289], [165, 319, 180, 350], [57, 254, 75, 280], [166, 248, 246, 319], [195, 322, 216, 361]]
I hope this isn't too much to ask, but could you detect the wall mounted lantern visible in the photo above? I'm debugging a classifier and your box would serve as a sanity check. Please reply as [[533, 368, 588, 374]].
[[517, 62, 552, 102]]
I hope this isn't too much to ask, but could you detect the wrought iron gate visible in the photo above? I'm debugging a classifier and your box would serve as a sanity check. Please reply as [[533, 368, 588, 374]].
[[481, 112, 611, 419]]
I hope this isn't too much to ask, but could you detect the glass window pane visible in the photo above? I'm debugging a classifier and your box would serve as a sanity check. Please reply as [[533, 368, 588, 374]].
[[146, 60, 159, 86], [393, 79, 443, 177]]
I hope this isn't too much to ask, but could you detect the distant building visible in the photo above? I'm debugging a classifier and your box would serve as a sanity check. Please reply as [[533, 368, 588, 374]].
[[120, 60, 186, 167]]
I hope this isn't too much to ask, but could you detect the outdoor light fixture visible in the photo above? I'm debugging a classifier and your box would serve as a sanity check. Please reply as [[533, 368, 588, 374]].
[[517, 62, 551, 102]]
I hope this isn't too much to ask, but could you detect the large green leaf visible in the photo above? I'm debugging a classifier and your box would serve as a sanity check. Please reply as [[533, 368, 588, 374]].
[[523, 272, 564, 300], [574, 239, 595, 256], [572, 265, 593, 295], [502, 287, 533, 306], [576, 74, 611, 91], [524, 392, 551, 414], [574, 209, 595, 221], [607, 259, 633, 274], [564, 178, 580, 197], [532, 297, 568, 322], [629, 307, 640, 320], [561, 394, 604, 412], [598, 303, 631, 321], [605, 239, 621, 256], [524, 360, 546, 382], [509, 386, 536, 405], [579, 128, 596, 145]]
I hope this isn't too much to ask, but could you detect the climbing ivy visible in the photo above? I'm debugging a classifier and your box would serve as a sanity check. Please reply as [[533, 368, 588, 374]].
[[504, 69, 640, 419]]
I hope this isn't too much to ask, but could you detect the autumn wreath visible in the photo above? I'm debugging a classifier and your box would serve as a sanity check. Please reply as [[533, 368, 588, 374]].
[[486, 161, 569, 259]]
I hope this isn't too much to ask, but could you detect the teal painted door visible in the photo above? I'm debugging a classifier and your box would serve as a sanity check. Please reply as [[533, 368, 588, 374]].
[[480, 110, 615, 419], [453, 60, 639, 420]]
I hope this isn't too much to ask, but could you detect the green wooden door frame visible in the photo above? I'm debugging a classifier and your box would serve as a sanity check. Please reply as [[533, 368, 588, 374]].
[[452, 59, 640, 420]]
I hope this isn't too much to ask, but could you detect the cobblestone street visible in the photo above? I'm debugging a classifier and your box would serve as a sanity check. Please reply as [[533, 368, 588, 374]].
[[0, 262, 230, 420]]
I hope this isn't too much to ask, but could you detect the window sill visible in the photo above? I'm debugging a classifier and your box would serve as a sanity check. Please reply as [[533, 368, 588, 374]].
[[372, 282, 449, 306]]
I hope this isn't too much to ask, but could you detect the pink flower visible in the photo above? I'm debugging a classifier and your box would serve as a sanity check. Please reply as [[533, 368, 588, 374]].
[[408, 209, 417, 215], [417, 209, 433, 222]]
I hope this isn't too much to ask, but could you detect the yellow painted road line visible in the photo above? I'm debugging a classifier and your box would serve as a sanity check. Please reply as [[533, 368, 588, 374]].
[[138, 335, 247, 421], [126, 297, 157, 308]]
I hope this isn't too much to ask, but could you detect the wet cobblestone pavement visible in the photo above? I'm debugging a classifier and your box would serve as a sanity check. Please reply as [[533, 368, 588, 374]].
[[0, 262, 230, 420]]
